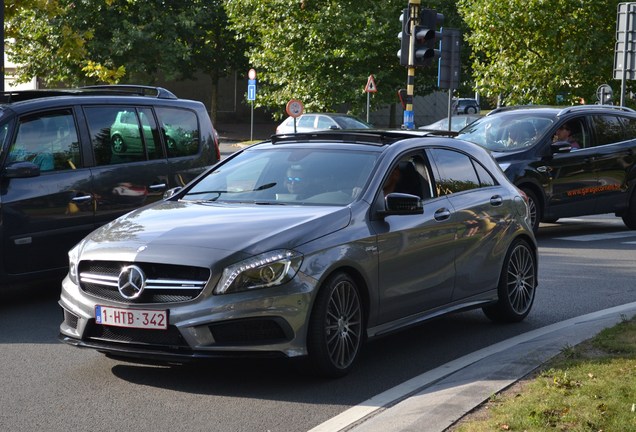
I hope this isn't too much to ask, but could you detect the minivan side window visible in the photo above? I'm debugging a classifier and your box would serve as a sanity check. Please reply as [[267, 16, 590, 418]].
[[84, 106, 164, 166], [591, 115, 624, 146], [8, 110, 80, 172], [619, 116, 636, 139], [154, 107, 199, 158]]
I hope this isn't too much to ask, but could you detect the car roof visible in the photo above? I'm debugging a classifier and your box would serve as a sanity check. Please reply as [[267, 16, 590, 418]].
[[486, 104, 636, 118], [0, 85, 202, 115]]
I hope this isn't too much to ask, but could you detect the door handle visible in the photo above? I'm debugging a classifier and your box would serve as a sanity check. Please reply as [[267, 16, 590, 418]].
[[149, 183, 167, 191], [490, 195, 503, 206], [434, 208, 451, 221], [71, 195, 92, 203]]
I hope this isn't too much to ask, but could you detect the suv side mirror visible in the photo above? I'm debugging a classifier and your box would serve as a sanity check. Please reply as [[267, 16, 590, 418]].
[[3, 161, 41, 178], [163, 187, 183, 200], [551, 141, 575, 153]]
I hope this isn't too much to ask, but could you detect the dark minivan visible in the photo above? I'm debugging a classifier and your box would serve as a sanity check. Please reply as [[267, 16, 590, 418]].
[[456, 105, 636, 233], [0, 85, 219, 287]]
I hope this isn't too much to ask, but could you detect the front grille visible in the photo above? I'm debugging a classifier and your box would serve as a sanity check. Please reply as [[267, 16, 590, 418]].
[[78, 260, 210, 304], [85, 320, 188, 347], [209, 318, 292, 346]]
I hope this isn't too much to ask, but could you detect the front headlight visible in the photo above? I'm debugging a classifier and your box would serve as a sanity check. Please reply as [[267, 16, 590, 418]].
[[214, 250, 303, 295], [68, 244, 80, 285]]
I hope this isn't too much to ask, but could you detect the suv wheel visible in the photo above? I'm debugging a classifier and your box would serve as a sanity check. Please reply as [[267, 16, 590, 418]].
[[466, 107, 477, 114], [622, 190, 636, 229], [522, 188, 540, 234]]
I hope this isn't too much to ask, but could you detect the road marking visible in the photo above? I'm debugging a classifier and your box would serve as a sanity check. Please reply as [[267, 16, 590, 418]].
[[555, 231, 636, 242]]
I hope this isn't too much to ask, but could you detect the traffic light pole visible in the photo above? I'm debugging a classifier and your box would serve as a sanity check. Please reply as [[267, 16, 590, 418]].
[[403, 0, 420, 130]]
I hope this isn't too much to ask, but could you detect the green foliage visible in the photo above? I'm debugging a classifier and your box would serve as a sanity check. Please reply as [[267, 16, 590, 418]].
[[457, 0, 624, 106], [6, 0, 247, 87], [225, 0, 405, 117]]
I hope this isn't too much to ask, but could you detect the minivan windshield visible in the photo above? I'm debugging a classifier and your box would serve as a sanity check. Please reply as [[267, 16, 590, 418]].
[[457, 113, 555, 152], [183, 146, 379, 206]]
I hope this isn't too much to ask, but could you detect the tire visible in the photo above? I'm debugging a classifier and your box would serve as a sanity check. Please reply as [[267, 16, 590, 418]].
[[111, 134, 127, 153], [622, 190, 636, 229], [307, 272, 364, 378], [483, 238, 537, 323], [521, 188, 540, 234], [466, 107, 477, 114]]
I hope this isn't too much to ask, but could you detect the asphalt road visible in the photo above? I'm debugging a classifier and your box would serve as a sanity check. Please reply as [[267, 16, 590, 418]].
[[1, 214, 635, 431]]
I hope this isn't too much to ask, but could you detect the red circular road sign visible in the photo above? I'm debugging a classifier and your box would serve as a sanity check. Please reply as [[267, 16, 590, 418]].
[[286, 99, 304, 118], [248, 68, 256, 80]]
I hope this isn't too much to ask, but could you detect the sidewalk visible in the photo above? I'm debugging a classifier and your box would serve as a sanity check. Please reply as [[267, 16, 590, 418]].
[[309, 302, 636, 432]]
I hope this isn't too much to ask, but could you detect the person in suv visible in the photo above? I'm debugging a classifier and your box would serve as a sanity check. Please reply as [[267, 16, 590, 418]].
[[456, 105, 636, 233], [0, 85, 220, 287]]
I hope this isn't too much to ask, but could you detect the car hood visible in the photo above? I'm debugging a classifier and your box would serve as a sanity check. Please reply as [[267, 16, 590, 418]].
[[78, 200, 352, 268]]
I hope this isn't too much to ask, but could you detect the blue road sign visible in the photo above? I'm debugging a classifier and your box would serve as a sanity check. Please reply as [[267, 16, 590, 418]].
[[248, 79, 256, 101]]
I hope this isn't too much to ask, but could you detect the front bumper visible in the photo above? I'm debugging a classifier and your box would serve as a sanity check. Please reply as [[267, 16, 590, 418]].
[[58, 272, 316, 362]]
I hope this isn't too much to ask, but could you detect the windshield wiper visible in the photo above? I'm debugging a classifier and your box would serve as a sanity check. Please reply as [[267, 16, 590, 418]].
[[185, 182, 277, 201]]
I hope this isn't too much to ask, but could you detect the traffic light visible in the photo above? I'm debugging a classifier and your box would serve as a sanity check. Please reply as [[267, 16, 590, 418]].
[[413, 9, 443, 67], [397, 8, 409, 66]]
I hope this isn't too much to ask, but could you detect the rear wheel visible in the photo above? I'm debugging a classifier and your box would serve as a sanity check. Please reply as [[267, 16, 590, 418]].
[[483, 238, 537, 323], [111, 134, 127, 153], [307, 272, 364, 378], [622, 190, 636, 229]]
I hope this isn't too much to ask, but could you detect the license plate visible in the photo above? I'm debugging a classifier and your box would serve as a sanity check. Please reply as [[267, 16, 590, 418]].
[[95, 305, 168, 330]]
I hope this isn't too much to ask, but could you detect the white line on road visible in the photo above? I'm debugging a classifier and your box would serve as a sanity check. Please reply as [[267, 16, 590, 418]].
[[555, 231, 636, 242]]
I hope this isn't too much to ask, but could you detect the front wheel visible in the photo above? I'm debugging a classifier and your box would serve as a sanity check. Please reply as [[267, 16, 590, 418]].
[[521, 188, 540, 234], [111, 134, 127, 153], [307, 272, 364, 378], [483, 238, 537, 323]]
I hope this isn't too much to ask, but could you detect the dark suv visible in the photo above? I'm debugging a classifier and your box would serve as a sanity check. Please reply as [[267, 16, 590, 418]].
[[0, 85, 220, 286], [456, 105, 636, 232]]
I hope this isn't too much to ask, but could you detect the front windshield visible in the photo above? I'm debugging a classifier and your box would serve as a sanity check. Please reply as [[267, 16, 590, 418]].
[[183, 146, 379, 205], [456, 113, 554, 152]]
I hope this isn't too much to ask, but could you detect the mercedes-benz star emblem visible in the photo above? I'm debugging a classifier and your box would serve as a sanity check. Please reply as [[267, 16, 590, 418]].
[[118, 265, 146, 299]]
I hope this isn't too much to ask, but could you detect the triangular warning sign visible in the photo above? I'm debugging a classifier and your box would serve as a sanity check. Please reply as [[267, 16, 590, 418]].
[[364, 75, 377, 93]]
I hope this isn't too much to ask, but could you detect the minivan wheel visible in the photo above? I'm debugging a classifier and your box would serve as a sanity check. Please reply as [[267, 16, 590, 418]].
[[622, 190, 636, 229], [307, 272, 364, 378], [111, 134, 127, 153], [483, 238, 536, 323]]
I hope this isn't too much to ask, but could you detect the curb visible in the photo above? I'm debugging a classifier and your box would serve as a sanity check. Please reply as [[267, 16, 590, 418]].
[[309, 302, 636, 432]]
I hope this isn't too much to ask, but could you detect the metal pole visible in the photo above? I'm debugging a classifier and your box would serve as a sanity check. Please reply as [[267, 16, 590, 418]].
[[447, 90, 452, 131], [366, 91, 370, 123], [250, 100, 254, 141], [403, 0, 420, 130], [620, 4, 631, 107]]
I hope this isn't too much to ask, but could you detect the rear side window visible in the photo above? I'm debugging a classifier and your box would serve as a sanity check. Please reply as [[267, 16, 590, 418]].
[[84, 106, 164, 166], [429, 148, 483, 195], [155, 107, 200, 158], [7, 109, 81, 172], [591, 115, 624, 146], [619, 116, 636, 139]]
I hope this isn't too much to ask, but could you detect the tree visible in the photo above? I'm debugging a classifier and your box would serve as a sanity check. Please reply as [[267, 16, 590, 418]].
[[225, 0, 414, 118], [457, 0, 623, 106], [6, 0, 247, 120]]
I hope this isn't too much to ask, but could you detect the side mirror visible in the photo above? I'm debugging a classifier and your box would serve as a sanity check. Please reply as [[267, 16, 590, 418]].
[[3, 161, 41, 178], [551, 141, 575, 153], [378, 192, 423, 217]]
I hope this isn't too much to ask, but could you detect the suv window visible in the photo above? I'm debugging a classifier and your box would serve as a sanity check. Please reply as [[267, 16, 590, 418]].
[[85, 106, 165, 165], [591, 115, 625, 146], [155, 107, 199, 158], [8, 110, 81, 172]]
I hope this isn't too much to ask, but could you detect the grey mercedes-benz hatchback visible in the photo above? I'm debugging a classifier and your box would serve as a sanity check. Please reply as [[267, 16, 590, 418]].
[[59, 130, 537, 377]]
